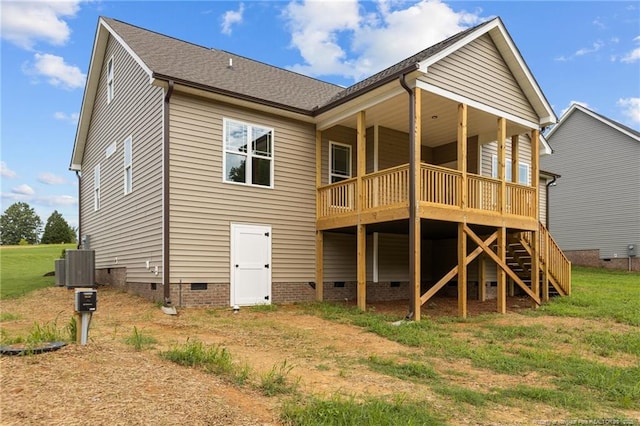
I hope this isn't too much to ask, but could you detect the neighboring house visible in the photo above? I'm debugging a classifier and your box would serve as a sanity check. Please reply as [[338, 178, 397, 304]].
[[70, 16, 571, 319], [542, 104, 640, 272]]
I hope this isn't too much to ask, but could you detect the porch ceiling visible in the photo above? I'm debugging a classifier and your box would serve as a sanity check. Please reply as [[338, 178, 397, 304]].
[[329, 91, 531, 147]]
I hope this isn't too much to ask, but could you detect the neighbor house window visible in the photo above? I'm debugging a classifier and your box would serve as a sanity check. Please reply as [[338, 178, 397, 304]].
[[124, 136, 132, 194], [223, 119, 273, 187], [106, 57, 114, 103], [94, 164, 100, 211], [329, 142, 352, 183]]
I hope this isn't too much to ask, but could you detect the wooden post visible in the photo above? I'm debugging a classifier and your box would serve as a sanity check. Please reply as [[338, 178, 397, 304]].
[[497, 226, 507, 314], [316, 231, 323, 301], [512, 135, 519, 184], [357, 224, 366, 311], [356, 111, 366, 311], [497, 118, 507, 214], [478, 255, 486, 301], [410, 88, 422, 321], [530, 128, 540, 306], [542, 233, 550, 302], [315, 130, 323, 301], [458, 223, 467, 318], [458, 104, 468, 209]]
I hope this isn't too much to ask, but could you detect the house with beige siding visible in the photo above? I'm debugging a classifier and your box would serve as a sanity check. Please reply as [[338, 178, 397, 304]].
[[70, 16, 570, 319], [542, 104, 640, 271]]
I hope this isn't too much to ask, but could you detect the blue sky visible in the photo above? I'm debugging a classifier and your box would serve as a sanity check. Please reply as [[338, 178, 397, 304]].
[[1, 0, 639, 231]]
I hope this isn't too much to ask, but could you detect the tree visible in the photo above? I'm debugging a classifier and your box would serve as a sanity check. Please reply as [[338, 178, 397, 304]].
[[41, 210, 76, 244], [0, 202, 43, 245]]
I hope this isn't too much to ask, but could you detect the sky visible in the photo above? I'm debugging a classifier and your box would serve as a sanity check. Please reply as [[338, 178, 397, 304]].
[[1, 0, 639, 232]]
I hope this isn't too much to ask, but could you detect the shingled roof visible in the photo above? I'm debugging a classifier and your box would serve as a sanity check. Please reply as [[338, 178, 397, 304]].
[[103, 17, 344, 113], [102, 17, 495, 115]]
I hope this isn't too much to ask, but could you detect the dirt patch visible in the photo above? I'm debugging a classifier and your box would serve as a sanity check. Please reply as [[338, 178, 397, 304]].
[[1, 286, 638, 425]]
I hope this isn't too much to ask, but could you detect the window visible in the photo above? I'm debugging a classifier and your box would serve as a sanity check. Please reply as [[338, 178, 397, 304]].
[[329, 142, 352, 183], [223, 119, 273, 187], [492, 155, 530, 185], [106, 57, 114, 103], [94, 164, 100, 211], [124, 136, 132, 194]]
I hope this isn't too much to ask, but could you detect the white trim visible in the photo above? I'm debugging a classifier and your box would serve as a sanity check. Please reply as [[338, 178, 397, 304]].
[[106, 55, 114, 104], [222, 118, 275, 189], [416, 81, 540, 130], [547, 103, 640, 142], [328, 141, 353, 183], [100, 18, 154, 79]]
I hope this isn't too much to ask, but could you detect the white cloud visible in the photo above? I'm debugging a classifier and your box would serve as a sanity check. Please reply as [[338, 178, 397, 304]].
[[38, 172, 67, 185], [53, 111, 80, 124], [12, 184, 35, 196], [24, 53, 86, 90], [283, 0, 486, 82], [1, 192, 77, 207], [561, 101, 591, 117], [617, 97, 640, 124], [221, 3, 245, 35], [1, 162, 17, 179], [621, 48, 640, 63], [0, 0, 82, 49], [575, 41, 604, 56]]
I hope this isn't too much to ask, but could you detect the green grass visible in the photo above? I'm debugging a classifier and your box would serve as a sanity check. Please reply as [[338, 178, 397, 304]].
[[281, 395, 446, 426], [259, 360, 299, 396], [364, 355, 439, 383], [0, 317, 75, 346], [534, 266, 640, 326], [124, 326, 158, 351], [0, 244, 75, 298]]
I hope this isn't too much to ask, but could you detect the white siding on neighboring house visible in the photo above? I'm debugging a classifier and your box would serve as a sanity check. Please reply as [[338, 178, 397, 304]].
[[80, 34, 164, 283], [541, 109, 640, 258], [169, 93, 317, 284]]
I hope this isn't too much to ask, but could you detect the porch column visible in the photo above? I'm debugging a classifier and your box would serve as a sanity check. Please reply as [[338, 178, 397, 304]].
[[530, 128, 540, 304], [497, 118, 507, 214], [409, 88, 422, 320], [356, 111, 367, 311], [458, 223, 467, 318], [458, 103, 468, 209], [512, 135, 519, 184], [315, 130, 324, 301], [497, 226, 507, 314]]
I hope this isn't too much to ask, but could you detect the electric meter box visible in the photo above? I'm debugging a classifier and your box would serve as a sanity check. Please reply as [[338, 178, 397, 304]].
[[75, 289, 97, 312]]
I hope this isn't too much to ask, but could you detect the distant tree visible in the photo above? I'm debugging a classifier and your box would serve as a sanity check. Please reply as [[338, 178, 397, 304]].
[[0, 202, 43, 245], [41, 210, 76, 244]]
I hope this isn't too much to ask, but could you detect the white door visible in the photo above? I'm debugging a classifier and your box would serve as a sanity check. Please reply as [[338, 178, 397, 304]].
[[230, 224, 272, 306]]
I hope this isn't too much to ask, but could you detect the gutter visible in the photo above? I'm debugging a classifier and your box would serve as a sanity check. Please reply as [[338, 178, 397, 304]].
[[76, 171, 82, 249], [545, 175, 558, 229], [399, 73, 417, 320], [163, 80, 174, 308]]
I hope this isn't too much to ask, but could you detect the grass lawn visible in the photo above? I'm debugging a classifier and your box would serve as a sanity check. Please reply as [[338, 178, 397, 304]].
[[0, 244, 75, 299]]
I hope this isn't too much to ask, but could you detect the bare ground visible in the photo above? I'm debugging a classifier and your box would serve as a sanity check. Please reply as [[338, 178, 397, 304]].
[[1, 286, 638, 425]]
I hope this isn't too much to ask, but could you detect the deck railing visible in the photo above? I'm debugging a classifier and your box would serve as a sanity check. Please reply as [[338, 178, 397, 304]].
[[317, 178, 357, 218], [467, 175, 500, 213], [420, 164, 462, 207], [522, 223, 572, 296], [363, 164, 409, 210], [506, 183, 536, 218]]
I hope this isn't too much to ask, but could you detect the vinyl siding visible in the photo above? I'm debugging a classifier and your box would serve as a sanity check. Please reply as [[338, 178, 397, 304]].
[[425, 34, 538, 124], [80, 34, 164, 283], [169, 94, 317, 283], [479, 133, 532, 182], [541, 110, 640, 258]]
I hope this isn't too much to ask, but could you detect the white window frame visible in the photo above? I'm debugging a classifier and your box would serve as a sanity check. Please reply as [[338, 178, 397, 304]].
[[329, 141, 352, 183], [124, 135, 132, 194], [518, 162, 530, 185], [491, 154, 513, 182], [106, 56, 114, 103], [94, 164, 100, 211], [222, 118, 274, 188]]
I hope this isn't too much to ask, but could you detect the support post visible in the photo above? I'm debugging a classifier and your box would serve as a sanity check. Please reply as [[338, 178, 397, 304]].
[[458, 223, 467, 318], [458, 103, 468, 209], [357, 224, 366, 311], [356, 111, 367, 311], [316, 231, 323, 301], [542, 232, 550, 302], [410, 88, 422, 321], [512, 135, 519, 184], [497, 226, 507, 314], [531, 128, 540, 306], [497, 118, 507, 213]]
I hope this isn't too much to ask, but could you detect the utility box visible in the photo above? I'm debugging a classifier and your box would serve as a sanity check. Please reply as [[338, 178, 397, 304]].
[[55, 259, 65, 287], [75, 289, 97, 312], [629, 244, 637, 258], [65, 249, 95, 288]]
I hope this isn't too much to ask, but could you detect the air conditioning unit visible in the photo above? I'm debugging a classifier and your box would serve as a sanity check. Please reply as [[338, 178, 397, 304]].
[[54, 259, 65, 287], [65, 250, 95, 288]]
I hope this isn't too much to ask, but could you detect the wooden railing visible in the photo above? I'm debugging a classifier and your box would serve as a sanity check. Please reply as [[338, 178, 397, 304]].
[[317, 178, 356, 218], [363, 164, 409, 210], [522, 223, 572, 296], [420, 164, 461, 207], [467, 175, 500, 213], [506, 183, 536, 218]]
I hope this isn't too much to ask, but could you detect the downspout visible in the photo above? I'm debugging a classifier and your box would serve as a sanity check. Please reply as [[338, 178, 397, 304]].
[[76, 171, 82, 249], [399, 73, 416, 320], [545, 176, 557, 229], [163, 80, 174, 307]]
